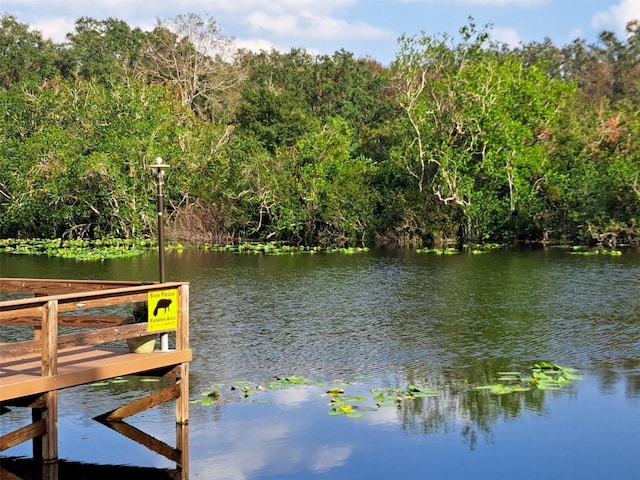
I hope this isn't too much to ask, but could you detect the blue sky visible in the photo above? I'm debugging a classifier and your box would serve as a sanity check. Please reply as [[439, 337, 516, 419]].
[[4, 0, 639, 64]]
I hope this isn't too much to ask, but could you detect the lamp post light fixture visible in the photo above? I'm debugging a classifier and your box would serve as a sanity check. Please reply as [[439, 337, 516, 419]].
[[149, 157, 170, 282], [149, 157, 170, 351]]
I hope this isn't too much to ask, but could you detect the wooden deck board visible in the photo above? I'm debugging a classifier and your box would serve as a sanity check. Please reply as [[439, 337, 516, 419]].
[[0, 346, 192, 402], [0, 278, 191, 466]]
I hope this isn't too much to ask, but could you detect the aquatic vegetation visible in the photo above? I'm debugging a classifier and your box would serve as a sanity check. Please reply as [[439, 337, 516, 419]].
[[371, 385, 439, 406], [267, 376, 322, 389], [416, 247, 459, 254], [190, 364, 580, 417], [327, 401, 368, 418], [198, 242, 369, 255], [324, 387, 370, 418], [371, 388, 402, 407], [474, 363, 581, 394], [530, 362, 582, 390], [417, 243, 504, 254], [405, 384, 440, 398], [0, 238, 155, 260], [569, 246, 622, 256]]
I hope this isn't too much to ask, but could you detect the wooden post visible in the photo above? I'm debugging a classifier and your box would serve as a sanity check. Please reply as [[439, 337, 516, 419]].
[[176, 284, 189, 477], [176, 424, 189, 477], [38, 300, 58, 462], [175, 285, 189, 425]]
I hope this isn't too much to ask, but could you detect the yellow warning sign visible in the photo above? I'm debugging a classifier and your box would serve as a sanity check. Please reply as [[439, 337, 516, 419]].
[[147, 289, 178, 332]]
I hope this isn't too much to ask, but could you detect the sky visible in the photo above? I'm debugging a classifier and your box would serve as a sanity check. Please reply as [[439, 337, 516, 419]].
[[3, 0, 639, 64]]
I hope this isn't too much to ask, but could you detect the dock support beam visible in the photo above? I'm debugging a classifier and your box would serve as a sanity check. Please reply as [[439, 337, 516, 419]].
[[36, 300, 59, 462]]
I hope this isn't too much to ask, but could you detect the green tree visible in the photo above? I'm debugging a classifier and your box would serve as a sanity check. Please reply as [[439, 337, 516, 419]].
[[0, 15, 59, 89], [0, 77, 201, 238], [60, 17, 148, 83], [393, 21, 571, 243]]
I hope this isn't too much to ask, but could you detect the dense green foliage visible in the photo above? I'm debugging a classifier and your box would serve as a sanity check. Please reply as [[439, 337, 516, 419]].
[[1, 14, 638, 247]]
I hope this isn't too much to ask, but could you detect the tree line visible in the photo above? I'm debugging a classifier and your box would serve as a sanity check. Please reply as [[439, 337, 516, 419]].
[[0, 14, 638, 247]]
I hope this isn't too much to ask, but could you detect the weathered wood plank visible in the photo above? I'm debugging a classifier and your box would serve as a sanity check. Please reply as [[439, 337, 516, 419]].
[[176, 423, 189, 473], [41, 300, 57, 377], [0, 314, 130, 328], [0, 347, 192, 402], [1, 282, 185, 313], [0, 339, 41, 360], [0, 324, 175, 361], [0, 419, 46, 452], [176, 371, 189, 425], [98, 384, 181, 421], [0, 278, 146, 294], [41, 391, 58, 462], [0, 306, 43, 323], [0, 279, 191, 467]]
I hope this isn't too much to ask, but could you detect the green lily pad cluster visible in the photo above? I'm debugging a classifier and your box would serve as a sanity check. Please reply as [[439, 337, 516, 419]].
[[530, 362, 582, 390], [0, 238, 155, 260], [569, 247, 622, 256], [191, 376, 441, 419], [416, 247, 459, 255], [325, 386, 388, 418], [198, 242, 369, 255], [371, 385, 440, 407], [193, 364, 581, 415], [417, 243, 505, 255], [474, 363, 582, 395], [191, 376, 326, 406]]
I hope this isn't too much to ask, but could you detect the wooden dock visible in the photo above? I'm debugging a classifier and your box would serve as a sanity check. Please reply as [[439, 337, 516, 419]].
[[0, 278, 192, 479]]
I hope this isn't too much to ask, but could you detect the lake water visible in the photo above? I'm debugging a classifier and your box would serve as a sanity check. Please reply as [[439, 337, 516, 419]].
[[1, 247, 639, 479]]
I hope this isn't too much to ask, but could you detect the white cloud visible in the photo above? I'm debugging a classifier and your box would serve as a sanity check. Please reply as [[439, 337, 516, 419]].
[[234, 37, 278, 54], [244, 10, 390, 40], [570, 27, 583, 40], [187, 410, 355, 479], [5, 0, 392, 50], [310, 445, 353, 473], [29, 16, 75, 43], [401, 0, 549, 5], [491, 26, 522, 46], [592, 0, 640, 35]]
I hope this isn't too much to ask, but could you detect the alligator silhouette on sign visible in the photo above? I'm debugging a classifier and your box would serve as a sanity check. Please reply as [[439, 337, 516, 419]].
[[153, 298, 173, 316]]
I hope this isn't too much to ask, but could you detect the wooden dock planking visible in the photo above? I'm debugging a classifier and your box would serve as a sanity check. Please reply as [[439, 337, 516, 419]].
[[0, 346, 192, 402], [0, 278, 191, 473]]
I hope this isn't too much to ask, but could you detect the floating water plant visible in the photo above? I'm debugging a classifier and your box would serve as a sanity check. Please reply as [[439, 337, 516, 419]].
[[327, 401, 367, 418], [474, 363, 581, 394], [325, 388, 346, 397], [191, 366, 580, 419], [371, 385, 440, 406], [198, 242, 368, 256], [190, 383, 228, 405], [405, 384, 440, 398], [325, 388, 369, 418], [0, 238, 154, 260], [371, 388, 402, 407], [416, 247, 459, 254], [569, 247, 622, 256], [267, 376, 324, 389], [530, 362, 582, 390]]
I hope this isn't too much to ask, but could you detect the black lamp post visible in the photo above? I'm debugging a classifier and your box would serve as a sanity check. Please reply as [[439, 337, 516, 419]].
[[149, 157, 170, 351], [149, 157, 170, 282]]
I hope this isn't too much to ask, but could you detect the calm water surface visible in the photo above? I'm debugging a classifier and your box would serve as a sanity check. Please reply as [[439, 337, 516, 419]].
[[1, 248, 639, 479]]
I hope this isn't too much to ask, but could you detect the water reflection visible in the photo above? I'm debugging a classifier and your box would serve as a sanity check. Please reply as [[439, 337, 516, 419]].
[[1, 457, 182, 480], [1, 248, 639, 479]]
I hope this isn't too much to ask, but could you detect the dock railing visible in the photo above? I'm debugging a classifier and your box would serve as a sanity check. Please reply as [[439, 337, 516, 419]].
[[0, 279, 189, 364], [0, 278, 191, 475]]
